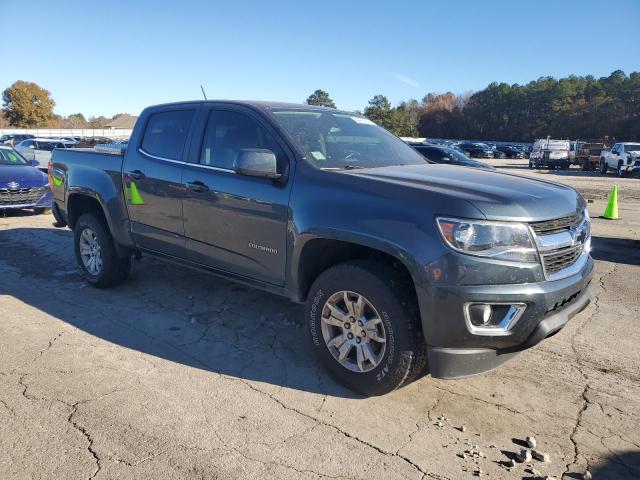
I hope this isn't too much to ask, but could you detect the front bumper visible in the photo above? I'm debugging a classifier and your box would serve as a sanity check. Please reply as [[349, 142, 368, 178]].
[[0, 192, 52, 210], [418, 255, 593, 378], [535, 157, 569, 168], [621, 161, 640, 175]]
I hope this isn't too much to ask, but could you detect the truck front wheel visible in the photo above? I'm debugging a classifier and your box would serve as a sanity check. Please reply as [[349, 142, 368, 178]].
[[74, 213, 131, 288], [305, 260, 427, 396]]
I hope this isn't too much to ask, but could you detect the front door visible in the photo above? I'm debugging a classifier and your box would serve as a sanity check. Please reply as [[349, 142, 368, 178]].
[[181, 106, 292, 285], [123, 107, 196, 258]]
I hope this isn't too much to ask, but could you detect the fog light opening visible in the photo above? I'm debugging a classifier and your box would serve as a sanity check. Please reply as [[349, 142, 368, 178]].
[[464, 302, 527, 335]]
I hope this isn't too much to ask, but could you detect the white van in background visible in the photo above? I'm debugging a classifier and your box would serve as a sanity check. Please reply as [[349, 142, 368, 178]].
[[529, 139, 571, 169]]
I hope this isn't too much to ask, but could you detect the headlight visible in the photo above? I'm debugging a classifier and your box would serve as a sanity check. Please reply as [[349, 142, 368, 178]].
[[436, 217, 538, 263]]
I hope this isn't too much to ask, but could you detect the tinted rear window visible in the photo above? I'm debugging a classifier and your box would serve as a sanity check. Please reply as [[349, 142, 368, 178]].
[[141, 110, 194, 160]]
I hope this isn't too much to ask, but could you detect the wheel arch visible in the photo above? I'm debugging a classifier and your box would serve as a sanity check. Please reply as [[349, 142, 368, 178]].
[[291, 234, 419, 305], [67, 192, 134, 258]]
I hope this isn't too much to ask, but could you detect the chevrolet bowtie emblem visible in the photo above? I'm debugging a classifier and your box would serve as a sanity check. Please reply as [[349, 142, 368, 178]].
[[7, 181, 19, 190]]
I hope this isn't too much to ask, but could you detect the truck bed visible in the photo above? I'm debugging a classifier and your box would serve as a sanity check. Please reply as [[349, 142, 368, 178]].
[[51, 147, 129, 241]]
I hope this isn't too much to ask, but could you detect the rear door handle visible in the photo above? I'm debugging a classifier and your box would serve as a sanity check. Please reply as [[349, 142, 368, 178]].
[[129, 170, 146, 180], [186, 181, 209, 193]]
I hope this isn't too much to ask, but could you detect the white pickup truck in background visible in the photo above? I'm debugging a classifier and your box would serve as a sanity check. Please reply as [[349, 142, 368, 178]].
[[600, 142, 640, 176]]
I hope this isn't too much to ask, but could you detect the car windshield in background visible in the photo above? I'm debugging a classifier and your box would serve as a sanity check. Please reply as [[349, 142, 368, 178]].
[[0, 148, 28, 166], [624, 143, 640, 151], [271, 109, 426, 169]]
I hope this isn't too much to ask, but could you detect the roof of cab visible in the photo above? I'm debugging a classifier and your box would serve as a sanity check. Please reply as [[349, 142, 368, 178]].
[[144, 100, 356, 115]]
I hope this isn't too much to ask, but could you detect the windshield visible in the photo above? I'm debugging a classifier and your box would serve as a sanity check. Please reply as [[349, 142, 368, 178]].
[[0, 148, 28, 166], [271, 109, 426, 169], [541, 140, 569, 150]]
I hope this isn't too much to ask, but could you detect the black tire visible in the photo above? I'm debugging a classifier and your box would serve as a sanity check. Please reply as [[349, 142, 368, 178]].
[[528, 160, 533, 169], [600, 159, 607, 175], [581, 158, 590, 171], [74, 213, 131, 288], [305, 259, 427, 396]]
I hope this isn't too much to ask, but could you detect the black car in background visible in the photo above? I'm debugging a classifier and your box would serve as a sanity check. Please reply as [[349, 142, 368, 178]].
[[411, 144, 496, 170], [457, 142, 494, 158], [491, 148, 507, 159], [495, 145, 525, 158]]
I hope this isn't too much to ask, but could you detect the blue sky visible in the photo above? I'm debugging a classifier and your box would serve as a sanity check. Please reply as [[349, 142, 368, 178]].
[[2, 0, 638, 118]]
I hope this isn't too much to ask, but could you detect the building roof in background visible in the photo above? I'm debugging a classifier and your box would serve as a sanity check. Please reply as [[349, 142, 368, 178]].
[[104, 115, 138, 129]]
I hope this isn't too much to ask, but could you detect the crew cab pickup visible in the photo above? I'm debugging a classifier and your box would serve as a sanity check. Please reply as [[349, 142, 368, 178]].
[[600, 142, 640, 176], [50, 101, 593, 395]]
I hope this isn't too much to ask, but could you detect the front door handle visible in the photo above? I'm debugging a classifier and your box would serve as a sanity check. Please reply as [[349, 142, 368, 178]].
[[186, 181, 209, 193], [129, 170, 146, 180]]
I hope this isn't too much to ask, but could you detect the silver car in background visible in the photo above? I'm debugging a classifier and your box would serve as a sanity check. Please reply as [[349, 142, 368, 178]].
[[14, 138, 75, 170]]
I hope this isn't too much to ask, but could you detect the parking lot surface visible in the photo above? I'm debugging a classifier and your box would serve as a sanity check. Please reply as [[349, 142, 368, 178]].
[[1, 163, 639, 479]]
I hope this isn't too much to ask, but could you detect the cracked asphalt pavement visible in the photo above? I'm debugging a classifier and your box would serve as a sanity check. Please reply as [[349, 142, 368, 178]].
[[0, 167, 639, 479]]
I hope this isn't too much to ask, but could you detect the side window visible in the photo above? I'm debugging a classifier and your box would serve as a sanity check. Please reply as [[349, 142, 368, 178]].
[[141, 110, 194, 161], [22, 140, 33, 148], [421, 148, 440, 162], [199, 110, 285, 171], [612, 144, 620, 154]]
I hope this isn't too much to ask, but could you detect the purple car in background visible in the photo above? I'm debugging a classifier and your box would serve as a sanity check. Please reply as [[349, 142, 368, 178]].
[[0, 145, 52, 214]]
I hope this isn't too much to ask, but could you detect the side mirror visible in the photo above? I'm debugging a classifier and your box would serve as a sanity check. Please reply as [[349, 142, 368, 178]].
[[28, 159, 39, 167], [234, 149, 281, 179]]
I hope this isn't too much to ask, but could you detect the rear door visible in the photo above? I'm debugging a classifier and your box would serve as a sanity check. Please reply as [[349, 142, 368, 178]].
[[181, 105, 293, 285], [123, 106, 196, 258]]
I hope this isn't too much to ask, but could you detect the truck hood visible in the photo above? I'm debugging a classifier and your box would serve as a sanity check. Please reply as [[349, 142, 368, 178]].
[[349, 164, 584, 221], [0, 165, 48, 188]]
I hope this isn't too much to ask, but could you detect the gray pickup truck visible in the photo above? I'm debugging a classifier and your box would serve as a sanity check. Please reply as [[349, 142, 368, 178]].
[[50, 101, 593, 395]]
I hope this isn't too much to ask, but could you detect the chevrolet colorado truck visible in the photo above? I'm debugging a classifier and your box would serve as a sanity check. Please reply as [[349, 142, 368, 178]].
[[50, 101, 593, 396]]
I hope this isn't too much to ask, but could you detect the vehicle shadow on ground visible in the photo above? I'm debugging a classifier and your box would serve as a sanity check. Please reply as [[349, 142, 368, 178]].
[[0, 225, 366, 399], [591, 236, 640, 266], [566, 451, 640, 479]]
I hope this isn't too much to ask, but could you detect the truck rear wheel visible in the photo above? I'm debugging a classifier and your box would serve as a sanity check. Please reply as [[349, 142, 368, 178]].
[[74, 213, 131, 288], [305, 260, 427, 396], [600, 159, 607, 175]]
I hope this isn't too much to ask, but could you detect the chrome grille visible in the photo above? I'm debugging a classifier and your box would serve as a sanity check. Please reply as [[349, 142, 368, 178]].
[[0, 187, 45, 205], [529, 210, 589, 278], [540, 245, 582, 275], [529, 211, 583, 235]]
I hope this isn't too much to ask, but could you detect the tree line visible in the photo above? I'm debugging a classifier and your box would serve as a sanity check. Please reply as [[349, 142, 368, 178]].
[[0, 81, 129, 129], [306, 70, 640, 142], [3, 72, 638, 141]]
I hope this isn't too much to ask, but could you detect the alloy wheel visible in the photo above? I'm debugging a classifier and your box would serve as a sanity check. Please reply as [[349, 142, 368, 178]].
[[320, 291, 387, 373], [79, 227, 103, 275]]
